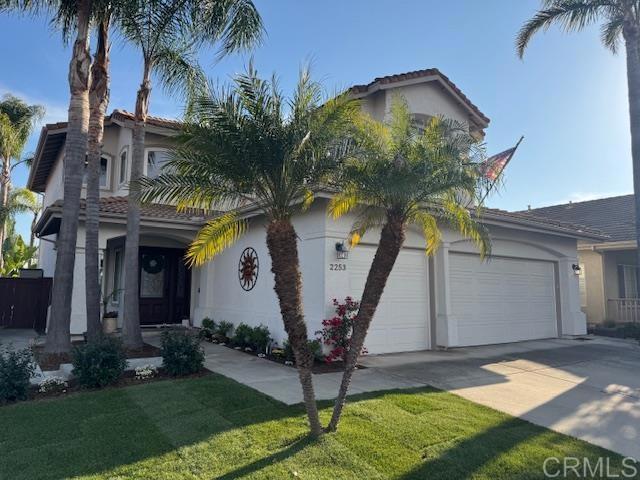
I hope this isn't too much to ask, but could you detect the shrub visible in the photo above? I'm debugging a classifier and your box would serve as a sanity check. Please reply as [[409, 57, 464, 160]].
[[249, 325, 272, 353], [216, 320, 234, 338], [0, 344, 35, 403], [161, 331, 204, 376], [38, 376, 68, 394], [620, 323, 640, 340], [278, 338, 322, 364], [71, 336, 127, 388], [308, 339, 324, 362], [232, 323, 254, 348], [199, 317, 216, 341], [134, 364, 158, 381], [282, 339, 295, 362], [316, 297, 368, 363], [201, 317, 216, 330]]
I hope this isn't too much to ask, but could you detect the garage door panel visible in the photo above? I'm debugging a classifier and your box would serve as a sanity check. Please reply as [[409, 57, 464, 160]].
[[450, 253, 557, 347], [349, 247, 429, 354]]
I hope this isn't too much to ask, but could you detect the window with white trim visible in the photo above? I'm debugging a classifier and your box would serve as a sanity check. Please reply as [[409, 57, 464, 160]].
[[119, 149, 128, 185]]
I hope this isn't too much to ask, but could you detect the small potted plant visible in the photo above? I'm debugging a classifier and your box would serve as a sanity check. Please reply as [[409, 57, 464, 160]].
[[102, 311, 118, 334]]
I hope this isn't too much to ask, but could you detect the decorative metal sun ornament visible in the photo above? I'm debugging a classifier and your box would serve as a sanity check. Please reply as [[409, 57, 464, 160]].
[[238, 247, 259, 291]]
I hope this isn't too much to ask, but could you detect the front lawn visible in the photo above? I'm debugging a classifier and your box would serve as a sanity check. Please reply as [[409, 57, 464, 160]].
[[0, 374, 632, 479]]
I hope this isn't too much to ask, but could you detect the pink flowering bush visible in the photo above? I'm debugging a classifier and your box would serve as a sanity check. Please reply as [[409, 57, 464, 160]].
[[316, 297, 367, 363]]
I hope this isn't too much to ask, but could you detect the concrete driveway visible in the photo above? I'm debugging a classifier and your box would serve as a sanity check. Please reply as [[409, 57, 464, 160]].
[[361, 336, 640, 460]]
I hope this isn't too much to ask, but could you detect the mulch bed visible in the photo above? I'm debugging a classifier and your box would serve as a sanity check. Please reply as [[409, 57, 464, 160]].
[[32, 341, 161, 371], [214, 341, 366, 374]]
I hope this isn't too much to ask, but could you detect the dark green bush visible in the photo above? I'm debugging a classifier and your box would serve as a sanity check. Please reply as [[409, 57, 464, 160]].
[[232, 323, 254, 348], [621, 323, 640, 340], [216, 320, 234, 338], [161, 331, 204, 376], [280, 338, 323, 363], [201, 318, 216, 330], [0, 344, 35, 403], [249, 325, 272, 353], [199, 318, 216, 341], [71, 336, 127, 388]]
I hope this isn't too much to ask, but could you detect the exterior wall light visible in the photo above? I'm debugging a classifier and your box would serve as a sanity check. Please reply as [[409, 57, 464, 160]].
[[335, 241, 349, 260], [572, 264, 581, 275]]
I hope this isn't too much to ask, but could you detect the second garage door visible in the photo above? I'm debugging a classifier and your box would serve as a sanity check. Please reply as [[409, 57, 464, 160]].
[[449, 253, 558, 347], [349, 246, 430, 354]]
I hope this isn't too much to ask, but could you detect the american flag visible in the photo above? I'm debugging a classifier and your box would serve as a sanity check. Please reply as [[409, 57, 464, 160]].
[[480, 137, 523, 182]]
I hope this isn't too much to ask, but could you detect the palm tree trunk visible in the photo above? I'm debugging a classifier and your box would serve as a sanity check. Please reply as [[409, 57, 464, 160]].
[[45, 0, 92, 354], [265, 219, 323, 436], [326, 213, 406, 432], [623, 21, 640, 279], [85, 18, 111, 342], [0, 156, 9, 271], [122, 65, 151, 349]]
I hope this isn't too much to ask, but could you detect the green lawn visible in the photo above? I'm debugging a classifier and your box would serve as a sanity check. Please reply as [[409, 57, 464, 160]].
[[0, 373, 632, 479]]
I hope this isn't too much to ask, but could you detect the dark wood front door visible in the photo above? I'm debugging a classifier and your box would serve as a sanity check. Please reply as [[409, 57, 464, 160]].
[[139, 247, 191, 325]]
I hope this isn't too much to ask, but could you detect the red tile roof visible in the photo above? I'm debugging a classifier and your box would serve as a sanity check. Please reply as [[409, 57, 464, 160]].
[[350, 68, 490, 125]]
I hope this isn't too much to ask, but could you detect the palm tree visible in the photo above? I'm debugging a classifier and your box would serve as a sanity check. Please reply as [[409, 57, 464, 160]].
[[138, 66, 359, 436], [117, 0, 263, 349], [1, 0, 98, 353], [325, 97, 491, 432], [0, 95, 44, 270], [0, 188, 40, 274], [516, 0, 640, 273], [85, 13, 112, 342]]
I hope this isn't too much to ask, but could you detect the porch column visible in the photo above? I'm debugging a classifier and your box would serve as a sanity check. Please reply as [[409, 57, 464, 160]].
[[434, 242, 456, 347], [557, 256, 587, 336]]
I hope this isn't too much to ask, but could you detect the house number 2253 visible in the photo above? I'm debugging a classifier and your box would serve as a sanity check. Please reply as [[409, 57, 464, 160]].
[[329, 263, 347, 271]]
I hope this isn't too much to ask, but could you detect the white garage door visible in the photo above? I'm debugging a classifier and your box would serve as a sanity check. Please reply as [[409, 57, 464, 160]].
[[349, 246, 429, 354], [449, 253, 558, 347]]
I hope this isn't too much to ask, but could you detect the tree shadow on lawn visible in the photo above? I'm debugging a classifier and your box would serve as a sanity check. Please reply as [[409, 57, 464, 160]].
[[1, 372, 634, 480]]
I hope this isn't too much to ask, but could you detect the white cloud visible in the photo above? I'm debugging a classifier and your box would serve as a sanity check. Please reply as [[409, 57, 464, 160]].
[[0, 83, 67, 129], [546, 191, 632, 207]]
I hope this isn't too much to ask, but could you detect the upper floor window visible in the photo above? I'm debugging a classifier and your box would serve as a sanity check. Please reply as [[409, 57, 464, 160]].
[[119, 149, 128, 185], [83, 156, 109, 188], [146, 149, 171, 179]]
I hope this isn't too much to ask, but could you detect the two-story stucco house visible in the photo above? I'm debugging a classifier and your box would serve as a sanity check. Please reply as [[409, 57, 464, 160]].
[[28, 68, 601, 354]]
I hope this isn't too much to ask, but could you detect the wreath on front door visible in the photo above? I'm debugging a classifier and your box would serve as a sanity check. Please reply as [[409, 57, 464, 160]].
[[142, 253, 165, 274]]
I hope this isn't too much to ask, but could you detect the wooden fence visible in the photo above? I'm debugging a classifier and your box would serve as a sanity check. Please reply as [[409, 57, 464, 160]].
[[0, 277, 52, 332]]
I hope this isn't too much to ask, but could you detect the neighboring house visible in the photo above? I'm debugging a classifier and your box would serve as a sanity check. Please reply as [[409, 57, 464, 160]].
[[28, 68, 601, 354], [523, 195, 637, 326]]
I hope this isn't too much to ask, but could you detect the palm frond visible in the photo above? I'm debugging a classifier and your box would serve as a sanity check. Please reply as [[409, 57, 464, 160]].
[[154, 43, 207, 99], [516, 0, 615, 57], [408, 208, 442, 256], [349, 206, 386, 247], [186, 212, 247, 266], [441, 196, 491, 258], [328, 189, 360, 219], [601, 16, 623, 53]]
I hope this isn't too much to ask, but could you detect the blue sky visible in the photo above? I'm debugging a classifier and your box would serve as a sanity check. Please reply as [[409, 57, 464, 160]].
[[0, 0, 632, 239]]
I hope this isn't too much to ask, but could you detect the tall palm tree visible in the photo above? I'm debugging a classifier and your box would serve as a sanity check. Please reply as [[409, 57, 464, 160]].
[[85, 13, 112, 342], [0, 95, 44, 270], [516, 0, 640, 272], [325, 97, 491, 432], [1, 0, 98, 353], [138, 66, 359, 436], [117, 0, 263, 349]]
